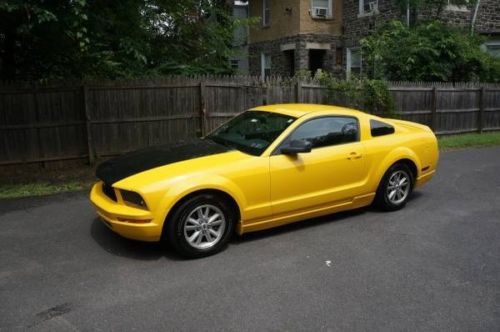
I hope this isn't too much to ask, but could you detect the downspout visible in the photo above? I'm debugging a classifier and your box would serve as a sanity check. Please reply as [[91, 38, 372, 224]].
[[470, 0, 481, 35]]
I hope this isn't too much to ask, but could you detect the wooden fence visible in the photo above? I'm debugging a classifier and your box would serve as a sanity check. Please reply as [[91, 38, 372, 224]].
[[1, 76, 500, 166]]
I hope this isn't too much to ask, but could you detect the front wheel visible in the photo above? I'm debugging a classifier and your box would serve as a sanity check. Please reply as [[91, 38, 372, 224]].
[[165, 193, 235, 258], [375, 163, 414, 211]]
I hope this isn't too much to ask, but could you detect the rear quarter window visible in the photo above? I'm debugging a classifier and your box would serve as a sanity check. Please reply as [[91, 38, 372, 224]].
[[370, 119, 395, 137]]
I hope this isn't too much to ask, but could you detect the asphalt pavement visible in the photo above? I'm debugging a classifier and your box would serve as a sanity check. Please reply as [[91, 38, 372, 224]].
[[1, 147, 499, 331]]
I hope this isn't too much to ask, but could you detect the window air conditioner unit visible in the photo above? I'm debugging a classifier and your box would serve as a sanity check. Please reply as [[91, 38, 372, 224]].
[[313, 7, 328, 18]]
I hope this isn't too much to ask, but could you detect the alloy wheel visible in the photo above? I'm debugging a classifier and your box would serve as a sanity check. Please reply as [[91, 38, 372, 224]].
[[183, 204, 226, 250], [386, 170, 411, 205]]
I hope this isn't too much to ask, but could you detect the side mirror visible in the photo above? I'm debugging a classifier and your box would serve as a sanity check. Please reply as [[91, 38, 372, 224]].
[[281, 140, 312, 155]]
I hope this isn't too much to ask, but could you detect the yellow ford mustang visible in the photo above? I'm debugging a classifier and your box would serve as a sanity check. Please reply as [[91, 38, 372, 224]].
[[90, 104, 438, 258]]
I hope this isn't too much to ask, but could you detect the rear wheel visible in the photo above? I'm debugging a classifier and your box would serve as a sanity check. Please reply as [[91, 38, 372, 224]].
[[375, 163, 414, 211], [165, 193, 235, 258]]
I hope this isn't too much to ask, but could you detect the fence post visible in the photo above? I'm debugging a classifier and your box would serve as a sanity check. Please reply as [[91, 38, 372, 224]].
[[431, 87, 438, 132], [478, 86, 484, 133], [295, 81, 303, 103], [33, 88, 46, 168], [199, 82, 207, 136], [261, 83, 268, 105], [82, 85, 95, 165]]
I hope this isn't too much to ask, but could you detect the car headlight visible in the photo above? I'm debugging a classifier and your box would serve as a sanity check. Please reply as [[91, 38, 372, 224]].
[[120, 190, 147, 209]]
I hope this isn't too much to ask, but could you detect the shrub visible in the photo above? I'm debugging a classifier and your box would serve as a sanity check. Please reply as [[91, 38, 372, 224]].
[[361, 20, 500, 83], [318, 73, 396, 117]]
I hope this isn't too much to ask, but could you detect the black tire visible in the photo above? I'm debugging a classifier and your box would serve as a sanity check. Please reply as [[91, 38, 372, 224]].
[[374, 163, 414, 211], [165, 193, 235, 259]]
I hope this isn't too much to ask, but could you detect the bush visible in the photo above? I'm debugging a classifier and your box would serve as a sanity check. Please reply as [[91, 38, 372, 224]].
[[318, 73, 396, 117], [361, 20, 500, 83]]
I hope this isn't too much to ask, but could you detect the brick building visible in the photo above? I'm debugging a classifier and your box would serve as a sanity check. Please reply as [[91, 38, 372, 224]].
[[248, 0, 344, 78], [244, 0, 500, 78]]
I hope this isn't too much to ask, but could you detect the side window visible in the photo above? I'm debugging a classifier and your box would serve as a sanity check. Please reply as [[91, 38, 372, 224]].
[[282, 116, 359, 151], [262, 0, 271, 27], [370, 119, 395, 137]]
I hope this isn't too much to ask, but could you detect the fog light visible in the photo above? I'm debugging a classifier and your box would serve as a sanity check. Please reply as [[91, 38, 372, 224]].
[[116, 217, 151, 224]]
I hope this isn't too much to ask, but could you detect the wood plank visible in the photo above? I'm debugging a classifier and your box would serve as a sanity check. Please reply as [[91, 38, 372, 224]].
[[0, 154, 88, 166], [91, 114, 196, 124], [87, 84, 199, 91], [436, 108, 479, 113], [0, 121, 85, 130], [209, 112, 241, 117], [431, 87, 437, 131], [82, 85, 95, 164]]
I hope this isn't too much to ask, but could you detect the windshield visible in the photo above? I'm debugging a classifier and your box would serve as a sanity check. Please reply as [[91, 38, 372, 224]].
[[207, 111, 296, 156]]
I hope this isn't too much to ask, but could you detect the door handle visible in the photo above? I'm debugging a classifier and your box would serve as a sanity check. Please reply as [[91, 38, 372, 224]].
[[347, 152, 362, 160]]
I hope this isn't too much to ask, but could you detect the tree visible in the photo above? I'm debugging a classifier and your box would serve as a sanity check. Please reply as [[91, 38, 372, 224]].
[[361, 20, 500, 83], [0, 0, 246, 80]]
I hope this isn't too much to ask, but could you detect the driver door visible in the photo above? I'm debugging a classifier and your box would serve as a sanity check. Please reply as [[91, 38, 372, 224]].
[[269, 116, 367, 216]]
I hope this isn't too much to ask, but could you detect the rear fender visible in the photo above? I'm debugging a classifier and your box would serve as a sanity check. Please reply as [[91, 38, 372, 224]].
[[372, 147, 421, 189]]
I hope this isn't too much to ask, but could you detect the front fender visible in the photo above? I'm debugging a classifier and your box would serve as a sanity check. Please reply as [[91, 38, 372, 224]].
[[156, 174, 246, 227]]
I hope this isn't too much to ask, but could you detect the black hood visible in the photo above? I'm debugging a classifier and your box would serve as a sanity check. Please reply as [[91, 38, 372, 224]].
[[95, 139, 232, 184]]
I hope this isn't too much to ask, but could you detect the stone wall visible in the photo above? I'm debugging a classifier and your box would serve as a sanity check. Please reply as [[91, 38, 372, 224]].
[[249, 0, 301, 43], [342, 0, 500, 49], [342, 0, 402, 49], [474, 0, 500, 35], [248, 34, 343, 77], [247, 0, 500, 80]]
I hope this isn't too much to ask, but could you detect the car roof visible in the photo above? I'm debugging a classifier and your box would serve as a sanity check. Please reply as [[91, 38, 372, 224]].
[[250, 103, 366, 118]]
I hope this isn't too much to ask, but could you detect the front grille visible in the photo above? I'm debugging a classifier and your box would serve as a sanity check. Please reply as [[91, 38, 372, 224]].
[[102, 183, 117, 201]]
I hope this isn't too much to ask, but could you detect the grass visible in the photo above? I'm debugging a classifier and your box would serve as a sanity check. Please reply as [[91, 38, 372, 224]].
[[0, 182, 91, 199], [1, 132, 500, 199], [0, 163, 95, 199], [438, 132, 500, 150]]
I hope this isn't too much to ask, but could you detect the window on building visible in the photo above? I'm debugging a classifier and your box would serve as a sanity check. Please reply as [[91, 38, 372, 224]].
[[232, 4, 248, 46], [262, 0, 271, 27], [346, 48, 362, 78], [336, 47, 343, 66], [482, 41, 500, 59], [309, 49, 326, 76], [359, 0, 379, 15], [445, 0, 469, 11], [311, 0, 333, 18], [280, 116, 359, 151], [284, 50, 295, 77], [261, 53, 271, 79], [230, 59, 239, 71]]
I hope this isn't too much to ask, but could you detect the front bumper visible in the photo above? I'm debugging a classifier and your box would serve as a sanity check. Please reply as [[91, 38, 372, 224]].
[[90, 182, 162, 242]]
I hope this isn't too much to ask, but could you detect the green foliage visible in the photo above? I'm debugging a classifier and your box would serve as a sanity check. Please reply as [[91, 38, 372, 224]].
[[317, 73, 396, 116], [0, 182, 90, 199], [438, 132, 500, 150], [0, 0, 251, 80], [361, 20, 500, 83]]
